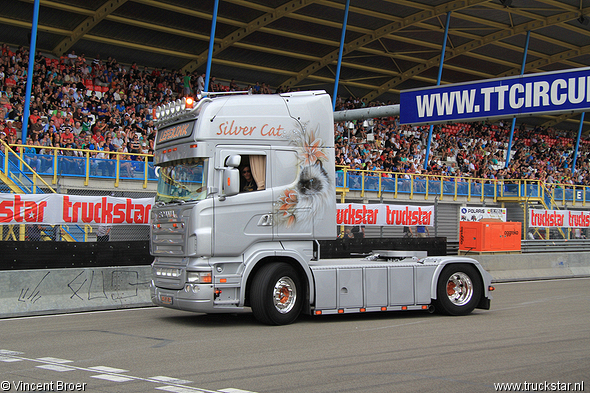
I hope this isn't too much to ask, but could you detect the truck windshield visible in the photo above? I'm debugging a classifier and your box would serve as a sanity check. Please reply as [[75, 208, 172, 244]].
[[156, 158, 208, 203]]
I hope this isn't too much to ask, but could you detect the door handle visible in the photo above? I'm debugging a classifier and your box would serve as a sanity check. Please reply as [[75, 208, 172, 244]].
[[258, 214, 273, 226]]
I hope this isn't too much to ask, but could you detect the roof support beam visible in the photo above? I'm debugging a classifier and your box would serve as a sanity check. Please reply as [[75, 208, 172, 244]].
[[363, 10, 579, 101], [51, 0, 128, 56], [181, 0, 318, 73], [280, 0, 489, 89]]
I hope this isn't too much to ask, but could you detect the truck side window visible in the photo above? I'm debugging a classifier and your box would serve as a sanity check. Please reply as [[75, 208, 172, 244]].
[[240, 155, 266, 192]]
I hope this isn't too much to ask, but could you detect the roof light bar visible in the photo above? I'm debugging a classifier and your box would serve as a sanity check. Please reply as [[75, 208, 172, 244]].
[[154, 90, 251, 126]]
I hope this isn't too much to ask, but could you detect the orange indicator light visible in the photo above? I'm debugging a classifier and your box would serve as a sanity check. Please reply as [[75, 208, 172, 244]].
[[401, 306, 408, 310], [201, 274, 212, 284]]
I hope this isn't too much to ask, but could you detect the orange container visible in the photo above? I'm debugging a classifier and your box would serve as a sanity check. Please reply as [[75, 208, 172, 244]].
[[459, 221, 521, 252]]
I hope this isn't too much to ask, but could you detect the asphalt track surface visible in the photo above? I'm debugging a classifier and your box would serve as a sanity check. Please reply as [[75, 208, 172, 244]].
[[1, 278, 589, 393]]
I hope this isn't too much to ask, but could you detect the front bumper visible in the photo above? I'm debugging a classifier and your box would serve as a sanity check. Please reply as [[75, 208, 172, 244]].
[[150, 281, 245, 314]]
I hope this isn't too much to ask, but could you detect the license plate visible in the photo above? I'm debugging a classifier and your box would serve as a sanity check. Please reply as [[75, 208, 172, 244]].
[[160, 295, 173, 305]]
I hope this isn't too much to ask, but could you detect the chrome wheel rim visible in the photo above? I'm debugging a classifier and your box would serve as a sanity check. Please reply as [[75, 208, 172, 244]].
[[273, 276, 297, 314], [445, 272, 473, 306]]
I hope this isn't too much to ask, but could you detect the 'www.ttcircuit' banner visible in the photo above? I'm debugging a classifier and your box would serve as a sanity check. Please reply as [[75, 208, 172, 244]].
[[0, 194, 153, 225], [400, 67, 590, 125]]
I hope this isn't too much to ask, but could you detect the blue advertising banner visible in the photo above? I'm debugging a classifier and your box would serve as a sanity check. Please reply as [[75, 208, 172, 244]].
[[399, 67, 590, 125]]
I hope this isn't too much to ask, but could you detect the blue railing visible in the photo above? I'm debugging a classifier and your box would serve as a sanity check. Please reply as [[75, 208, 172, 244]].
[[336, 167, 590, 206], [18, 153, 158, 181]]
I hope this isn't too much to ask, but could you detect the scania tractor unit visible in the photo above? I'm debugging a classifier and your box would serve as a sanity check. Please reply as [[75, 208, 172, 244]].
[[149, 90, 493, 325]]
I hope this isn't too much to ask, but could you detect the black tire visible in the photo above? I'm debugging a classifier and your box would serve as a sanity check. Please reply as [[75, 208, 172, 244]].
[[434, 264, 482, 316], [250, 263, 303, 325]]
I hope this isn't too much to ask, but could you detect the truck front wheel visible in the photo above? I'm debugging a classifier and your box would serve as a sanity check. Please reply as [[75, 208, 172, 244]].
[[250, 263, 303, 325], [434, 264, 482, 316]]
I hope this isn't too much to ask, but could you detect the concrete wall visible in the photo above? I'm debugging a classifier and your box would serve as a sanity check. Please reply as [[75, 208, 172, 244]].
[[1, 252, 589, 318], [472, 252, 590, 282], [0, 266, 152, 318]]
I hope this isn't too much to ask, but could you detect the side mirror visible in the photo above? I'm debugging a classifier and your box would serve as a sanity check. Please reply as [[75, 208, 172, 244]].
[[225, 155, 241, 168], [219, 155, 241, 200], [222, 167, 240, 197]]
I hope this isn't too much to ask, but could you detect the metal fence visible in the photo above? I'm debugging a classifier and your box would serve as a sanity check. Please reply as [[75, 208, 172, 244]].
[[336, 167, 590, 207], [2, 141, 590, 243], [1, 140, 155, 242], [2, 143, 155, 190]]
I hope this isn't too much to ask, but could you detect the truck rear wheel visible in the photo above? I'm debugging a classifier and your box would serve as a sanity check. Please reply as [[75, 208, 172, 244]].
[[250, 263, 303, 325], [434, 264, 481, 316]]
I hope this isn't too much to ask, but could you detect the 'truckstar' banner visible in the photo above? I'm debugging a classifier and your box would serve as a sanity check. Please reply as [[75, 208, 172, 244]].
[[529, 209, 590, 228], [337, 203, 434, 227], [0, 194, 153, 225]]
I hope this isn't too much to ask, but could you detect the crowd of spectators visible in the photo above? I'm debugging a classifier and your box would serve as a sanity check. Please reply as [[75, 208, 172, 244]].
[[1, 43, 589, 186], [332, 100, 590, 186]]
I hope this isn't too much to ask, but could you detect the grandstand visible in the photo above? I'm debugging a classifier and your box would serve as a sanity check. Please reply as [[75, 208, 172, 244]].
[[1, 0, 590, 246]]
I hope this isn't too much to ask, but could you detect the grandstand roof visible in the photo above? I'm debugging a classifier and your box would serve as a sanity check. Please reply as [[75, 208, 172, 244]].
[[2, 0, 590, 131]]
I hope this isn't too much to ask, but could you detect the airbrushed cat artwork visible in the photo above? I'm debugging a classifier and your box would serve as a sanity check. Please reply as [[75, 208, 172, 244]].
[[150, 90, 494, 325], [276, 125, 333, 229]]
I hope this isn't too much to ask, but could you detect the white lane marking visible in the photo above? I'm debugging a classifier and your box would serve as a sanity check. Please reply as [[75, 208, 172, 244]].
[[0, 349, 24, 355], [0, 356, 22, 362], [0, 350, 256, 392], [151, 376, 193, 384], [36, 356, 73, 363], [87, 365, 129, 373], [495, 277, 590, 285], [91, 374, 135, 382], [156, 386, 208, 393], [0, 306, 160, 321], [36, 364, 76, 372]]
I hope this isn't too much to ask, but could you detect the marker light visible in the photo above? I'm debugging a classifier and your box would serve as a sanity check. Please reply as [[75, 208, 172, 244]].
[[186, 271, 212, 284], [186, 97, 194, 109]]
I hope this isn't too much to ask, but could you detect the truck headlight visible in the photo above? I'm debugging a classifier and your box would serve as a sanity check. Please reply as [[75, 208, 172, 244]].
[[186, 271, 212, 284], [155, 268, 181, 278]]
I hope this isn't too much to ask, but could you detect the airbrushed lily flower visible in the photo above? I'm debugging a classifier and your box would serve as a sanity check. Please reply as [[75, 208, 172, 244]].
[[277, 188, 298, 227], [301, 129, 328, 166]]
